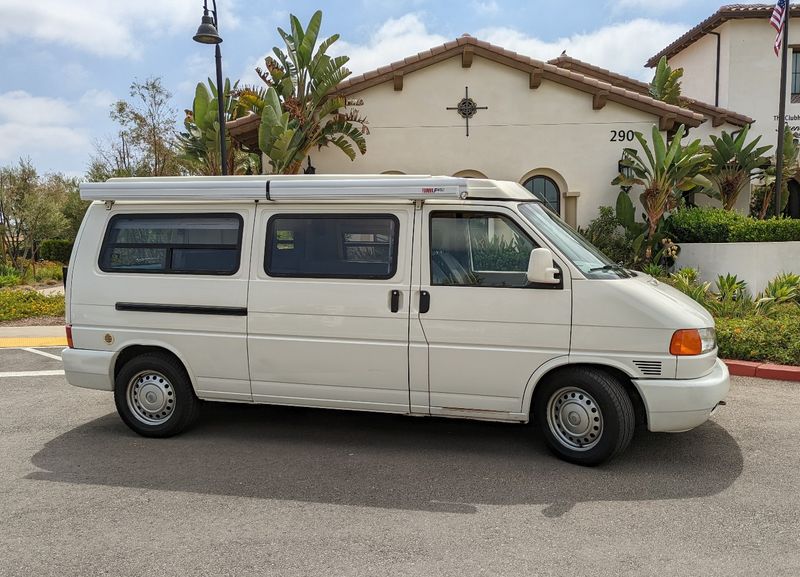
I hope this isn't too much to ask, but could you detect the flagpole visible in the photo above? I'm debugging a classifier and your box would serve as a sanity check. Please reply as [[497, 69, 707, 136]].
[[775, 4, 790, 217]]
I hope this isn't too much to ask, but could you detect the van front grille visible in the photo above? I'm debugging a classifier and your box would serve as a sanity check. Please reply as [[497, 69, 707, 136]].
[[633, 360, 663, 376]]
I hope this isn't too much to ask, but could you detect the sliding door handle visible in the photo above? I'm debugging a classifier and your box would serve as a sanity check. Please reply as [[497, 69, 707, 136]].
[[390, 290, 400, 313], [419, 290, 430, 314]]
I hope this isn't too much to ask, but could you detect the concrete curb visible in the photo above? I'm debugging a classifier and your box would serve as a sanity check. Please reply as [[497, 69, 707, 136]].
[[0, 325, 67, 348], [724, 360, 800, 382]]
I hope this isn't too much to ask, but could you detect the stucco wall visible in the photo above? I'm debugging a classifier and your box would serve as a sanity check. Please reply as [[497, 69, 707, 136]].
[[310, 55, 672, 227], [669, 30, 723, 106], [678, 241, 800, 295]]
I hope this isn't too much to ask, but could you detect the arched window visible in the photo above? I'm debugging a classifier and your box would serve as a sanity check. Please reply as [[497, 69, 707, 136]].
[[523, 175, 560, 214]]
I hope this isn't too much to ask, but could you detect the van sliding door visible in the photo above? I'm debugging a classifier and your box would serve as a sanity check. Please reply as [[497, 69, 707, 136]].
[[246, 206, 415, 413]]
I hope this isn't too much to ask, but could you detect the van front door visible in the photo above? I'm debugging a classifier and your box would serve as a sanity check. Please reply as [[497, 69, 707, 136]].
[[415, 206, 572, 418], [247, 207, 414, 413]]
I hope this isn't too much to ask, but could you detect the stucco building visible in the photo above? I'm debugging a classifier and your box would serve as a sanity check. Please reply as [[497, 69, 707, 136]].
[[230, 34, 751, 227]]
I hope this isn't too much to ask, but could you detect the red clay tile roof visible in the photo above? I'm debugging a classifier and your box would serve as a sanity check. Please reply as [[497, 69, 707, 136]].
[[646, 4, 800, 67], [229, 35, 707, 148], [548, 54, 753, 127]]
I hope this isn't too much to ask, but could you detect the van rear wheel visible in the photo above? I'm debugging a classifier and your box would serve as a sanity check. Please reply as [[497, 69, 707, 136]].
[[114, 353, 200, 437], [534, 367, 634, 466]]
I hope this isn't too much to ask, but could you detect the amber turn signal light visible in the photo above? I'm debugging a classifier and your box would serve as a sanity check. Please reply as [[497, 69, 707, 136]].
[[670, 329, 702, 355], [66, 325, 74, 349]]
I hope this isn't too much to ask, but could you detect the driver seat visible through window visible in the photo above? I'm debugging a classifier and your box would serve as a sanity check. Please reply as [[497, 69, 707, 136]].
[[430, 218, 477, 285]]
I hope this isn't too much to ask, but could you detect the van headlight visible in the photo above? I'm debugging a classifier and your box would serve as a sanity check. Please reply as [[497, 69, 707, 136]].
[[670, 328, 716, 356]]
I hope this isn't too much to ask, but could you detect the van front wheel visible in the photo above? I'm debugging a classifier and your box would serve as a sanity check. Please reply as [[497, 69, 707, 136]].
[[114, 353, 200, 437], [534, 367, 634, 466]]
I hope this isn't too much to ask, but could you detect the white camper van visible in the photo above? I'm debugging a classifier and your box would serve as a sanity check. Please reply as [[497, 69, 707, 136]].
[[63, 175, 729, 465]]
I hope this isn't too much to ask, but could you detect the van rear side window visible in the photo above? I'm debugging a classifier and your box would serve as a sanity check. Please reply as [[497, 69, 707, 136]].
[[265, 214, 398, 279], [99, 214, 243, 275]]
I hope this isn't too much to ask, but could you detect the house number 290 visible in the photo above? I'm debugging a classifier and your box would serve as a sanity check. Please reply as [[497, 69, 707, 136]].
[[610, 130, 636, 142]]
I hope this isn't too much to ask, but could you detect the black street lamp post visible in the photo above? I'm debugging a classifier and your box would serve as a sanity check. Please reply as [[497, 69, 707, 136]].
[[193, 0, 227, 175]]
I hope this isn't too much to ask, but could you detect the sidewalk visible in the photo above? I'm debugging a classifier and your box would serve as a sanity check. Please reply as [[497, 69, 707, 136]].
[[0, 325, 67, 348]]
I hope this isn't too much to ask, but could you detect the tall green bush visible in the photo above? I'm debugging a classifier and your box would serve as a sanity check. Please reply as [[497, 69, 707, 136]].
[[40, 239, 73, 263], [668, 207, 800, 243]]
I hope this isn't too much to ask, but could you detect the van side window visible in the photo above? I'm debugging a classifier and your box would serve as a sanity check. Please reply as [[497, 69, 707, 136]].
[[99, 214, 243, 275], [430, 212, 537, 288], [265, 214, 398, 279]]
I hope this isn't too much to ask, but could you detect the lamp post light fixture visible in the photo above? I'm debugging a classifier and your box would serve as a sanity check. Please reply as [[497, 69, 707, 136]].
[[303, 156, 316, 175], [193, 0, 227, 176]]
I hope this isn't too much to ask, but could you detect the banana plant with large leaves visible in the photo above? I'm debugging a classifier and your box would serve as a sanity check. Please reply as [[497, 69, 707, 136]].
[[254, 10, 368, 174], [649, 56, 684, 106], [613, 124, 710, 258], [703, 126, 772, 210], [179, 77, 254, 175]]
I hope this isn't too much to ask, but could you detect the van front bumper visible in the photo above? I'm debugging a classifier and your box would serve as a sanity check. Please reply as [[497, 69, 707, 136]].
[[62, 348, 114, 391], [633, 358, 730, 433]]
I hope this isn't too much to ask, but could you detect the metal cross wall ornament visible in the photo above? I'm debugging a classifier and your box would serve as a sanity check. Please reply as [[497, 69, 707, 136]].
[[447, 86, 488, 137]]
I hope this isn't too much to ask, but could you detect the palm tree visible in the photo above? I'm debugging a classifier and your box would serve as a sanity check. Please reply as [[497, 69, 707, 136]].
[[649, 56, 683, 106], [613, 125, 709, 257], [703, 126, 772, 210], [253, 10, 368, 174]]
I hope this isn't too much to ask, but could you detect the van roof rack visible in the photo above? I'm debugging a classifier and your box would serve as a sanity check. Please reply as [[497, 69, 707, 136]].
[[79, 175, 535, 202]]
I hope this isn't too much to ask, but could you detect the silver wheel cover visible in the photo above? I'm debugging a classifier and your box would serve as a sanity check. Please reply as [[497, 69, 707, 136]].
[[126, 370, 176, 425], [546, 386, 604, 451]]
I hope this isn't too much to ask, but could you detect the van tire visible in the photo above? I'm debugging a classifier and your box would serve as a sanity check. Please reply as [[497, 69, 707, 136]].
[[114, 352, 200, 437], [533, 367, 634, 466]]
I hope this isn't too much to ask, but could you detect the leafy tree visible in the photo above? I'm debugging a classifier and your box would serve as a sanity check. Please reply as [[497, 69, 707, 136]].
[[89, 77, 182, 181], [613, 125, 709, 258], [752, 127, 797, 219], [649, 56, 684, 106], [252, 10, 368, 174], [0, 159, 68, 275], [703, 126, 772, 210]]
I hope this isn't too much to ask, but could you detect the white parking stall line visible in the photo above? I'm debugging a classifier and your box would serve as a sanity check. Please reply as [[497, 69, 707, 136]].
[[21, 347, 63, 361], [0, 370, 64, 378]]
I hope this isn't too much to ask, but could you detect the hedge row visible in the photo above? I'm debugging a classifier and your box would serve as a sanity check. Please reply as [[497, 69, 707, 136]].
[[667, 207, 800, 243], [716, 306, 800, 366]]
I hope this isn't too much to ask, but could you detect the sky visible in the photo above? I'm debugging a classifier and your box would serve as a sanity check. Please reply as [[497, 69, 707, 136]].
[[0, 0, 766, 177]]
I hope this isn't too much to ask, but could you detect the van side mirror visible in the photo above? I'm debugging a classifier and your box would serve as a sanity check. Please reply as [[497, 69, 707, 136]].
[[527, 248, 560, 284]]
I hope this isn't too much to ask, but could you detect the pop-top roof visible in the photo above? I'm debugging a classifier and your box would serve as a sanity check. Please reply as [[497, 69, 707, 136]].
[[80, 175, 538, 203]]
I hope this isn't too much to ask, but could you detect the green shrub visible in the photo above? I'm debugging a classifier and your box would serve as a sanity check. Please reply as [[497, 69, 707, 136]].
[[0, 289, 65, 321], [668, 206, 800, 243], [578, 206, 635, 265], [729, 217, 800, 242], [0, 274, 21, 288], [667, 207, 745, 243], [40, 239, 73, 263], [716, 305, 800, 365]]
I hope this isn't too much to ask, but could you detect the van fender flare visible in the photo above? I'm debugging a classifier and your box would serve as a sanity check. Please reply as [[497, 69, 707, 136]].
[[112, 339, 200, 392], [520, 355, 637, 417]]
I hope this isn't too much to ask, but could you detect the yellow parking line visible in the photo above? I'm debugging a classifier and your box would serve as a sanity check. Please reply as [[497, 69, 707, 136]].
[[0, 337, 67, 348]]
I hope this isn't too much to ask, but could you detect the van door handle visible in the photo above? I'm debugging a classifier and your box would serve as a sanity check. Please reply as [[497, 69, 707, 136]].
[[419, 290, 430, 314], [390, 290, 400, 313]]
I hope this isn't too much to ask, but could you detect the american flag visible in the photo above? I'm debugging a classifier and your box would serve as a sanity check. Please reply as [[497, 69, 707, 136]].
[[771, 0, 788, 56]]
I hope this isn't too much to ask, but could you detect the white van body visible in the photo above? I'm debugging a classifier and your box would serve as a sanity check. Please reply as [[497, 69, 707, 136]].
[[63, 175, 729, 465]]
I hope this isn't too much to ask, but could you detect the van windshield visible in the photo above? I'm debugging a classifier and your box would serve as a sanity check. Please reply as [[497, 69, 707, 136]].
[[518, 202, 633, 279]]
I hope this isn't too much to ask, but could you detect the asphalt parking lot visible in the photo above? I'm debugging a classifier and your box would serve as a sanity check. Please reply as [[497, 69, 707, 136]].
[[1, 347, 798, 577]]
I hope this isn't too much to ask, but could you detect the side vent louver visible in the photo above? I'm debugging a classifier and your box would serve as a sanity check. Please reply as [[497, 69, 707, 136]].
[[633, 360, 663, 377]]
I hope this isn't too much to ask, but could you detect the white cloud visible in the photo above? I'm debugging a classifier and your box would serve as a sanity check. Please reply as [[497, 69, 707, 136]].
[[0, 0, 240, 59], [607, 0, 691, 13], [0, 91, 89, 167], [79, 89, 115, 110], [333, 14, 449, 75], [478, 18, 690, 80], [472, 1, 500, 15], [0, 91, 79, 126]]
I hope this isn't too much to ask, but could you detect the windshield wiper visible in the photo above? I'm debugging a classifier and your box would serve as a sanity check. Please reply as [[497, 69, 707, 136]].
[[588, 263, 627, 273]]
